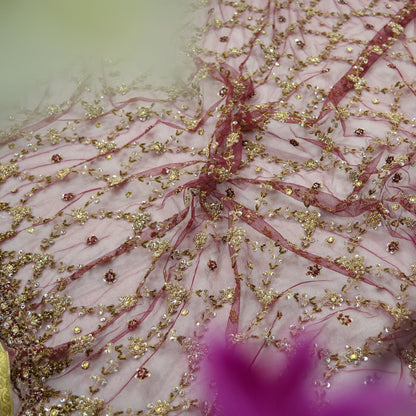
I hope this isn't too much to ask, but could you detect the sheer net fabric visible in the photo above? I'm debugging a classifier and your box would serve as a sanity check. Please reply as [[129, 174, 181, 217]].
[[2, 0, 416, 415]]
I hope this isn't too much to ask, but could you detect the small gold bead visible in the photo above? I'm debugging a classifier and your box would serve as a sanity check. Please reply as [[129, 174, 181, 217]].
[[81, 361, 90, 370], [73, 326, 82, 334], [327, 236, 334, 244]]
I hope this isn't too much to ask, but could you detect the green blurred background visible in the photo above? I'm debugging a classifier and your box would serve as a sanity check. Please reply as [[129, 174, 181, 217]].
[[0, 0, 189, 119]]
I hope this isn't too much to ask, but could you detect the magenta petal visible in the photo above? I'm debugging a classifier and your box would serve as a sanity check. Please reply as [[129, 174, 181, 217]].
[[206, 343, 270, 416], [205, 339, 315, 416], [273, 337, 315, 399], [203, 337, 416, 416]]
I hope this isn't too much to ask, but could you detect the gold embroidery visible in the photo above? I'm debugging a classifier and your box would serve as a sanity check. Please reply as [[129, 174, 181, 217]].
[[2, 0, 416, 413]]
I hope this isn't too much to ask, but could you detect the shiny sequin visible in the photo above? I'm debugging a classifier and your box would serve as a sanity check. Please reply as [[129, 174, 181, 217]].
[[86, 235, 98, 245], [295, 39, 305, 48], [207, 259, 217, 271], [103, 270, 117, 284], [226, 188, 235, 198], [135, 367, 150, 380], [62, 193, 75, 201], [387, 241, 399, 254], [127, 319, 139, 331], [392, 173, 402, 183], [219, 87, 228, 97], [51, 154, 63, 163]]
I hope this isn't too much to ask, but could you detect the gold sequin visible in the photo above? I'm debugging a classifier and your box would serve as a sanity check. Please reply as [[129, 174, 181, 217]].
[[81, 361, 90, 370], [71, 208, 89, 224]]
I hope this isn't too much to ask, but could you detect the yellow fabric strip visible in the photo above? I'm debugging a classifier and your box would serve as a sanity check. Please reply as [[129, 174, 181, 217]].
[[0, 343, 13, 416]]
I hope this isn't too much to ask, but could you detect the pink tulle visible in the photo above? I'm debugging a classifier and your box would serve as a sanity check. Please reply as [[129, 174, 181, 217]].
[[2, 0, 416, 415]]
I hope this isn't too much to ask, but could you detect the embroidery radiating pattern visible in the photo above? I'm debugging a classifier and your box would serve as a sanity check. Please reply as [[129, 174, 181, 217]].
[[1, 0, 416, 415]]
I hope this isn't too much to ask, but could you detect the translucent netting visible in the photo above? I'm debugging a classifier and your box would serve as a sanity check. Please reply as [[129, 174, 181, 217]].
[[2, 0, 416, 415]]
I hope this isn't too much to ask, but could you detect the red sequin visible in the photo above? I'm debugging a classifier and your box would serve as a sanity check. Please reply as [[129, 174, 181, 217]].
[[219, 87, 228, 97], [51, 154, 63, 163], [392, 173, 402, 183], [226, 188, 235, 198], [387, 241, 399, 253], [62, 193, 75, 201], [104, 270, 117, 284], [307, 264, 322, 277], [208, 259, 217, 271], [32, 389, 44, 401], [128, 319, 139, 331], [135, 367, 150, 380], [86, 235, 98, 245]]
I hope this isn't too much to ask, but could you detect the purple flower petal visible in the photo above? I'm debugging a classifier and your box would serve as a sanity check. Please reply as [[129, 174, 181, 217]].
[[202, 336, 416, 416], [204, 338, 314, 416]]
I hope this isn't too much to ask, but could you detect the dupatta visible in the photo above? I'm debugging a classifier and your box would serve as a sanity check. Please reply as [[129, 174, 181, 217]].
[[1, 0, 416, 414]]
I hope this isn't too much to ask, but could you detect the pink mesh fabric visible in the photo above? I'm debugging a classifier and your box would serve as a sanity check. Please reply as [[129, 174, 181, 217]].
[[2, 0, 416, 415]]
